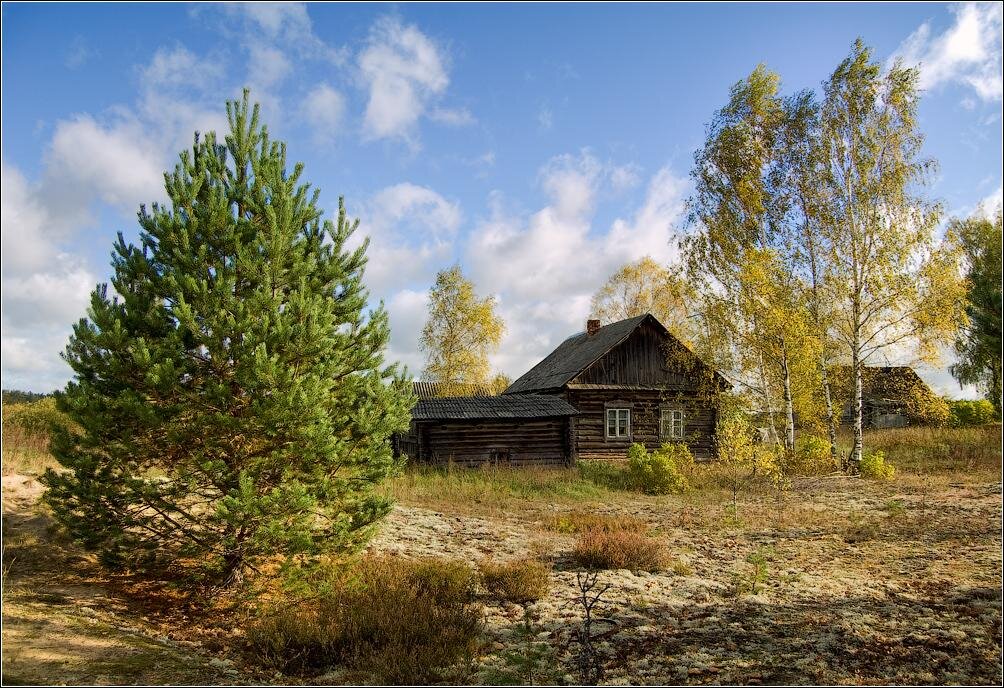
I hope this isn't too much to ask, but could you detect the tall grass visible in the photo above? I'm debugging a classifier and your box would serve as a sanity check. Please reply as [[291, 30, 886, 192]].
[[838, 425, 1001, 475], [380, 463, 612, 515], [1, 399, 66, 475]]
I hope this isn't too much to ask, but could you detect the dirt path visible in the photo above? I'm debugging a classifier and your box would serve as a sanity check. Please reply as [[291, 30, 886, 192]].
[[2, 474, 248, 686]]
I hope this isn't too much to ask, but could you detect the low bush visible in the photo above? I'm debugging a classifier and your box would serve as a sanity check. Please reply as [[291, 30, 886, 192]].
[[859, 450, 895, 481], [790, 434, 836, 475], [478, 557, 551, 605], [247, 556, 482, 684], [838, 426, 1000, 474], [571, 528, 666, 571], [543, 511, 648, 534], [625, 442, 691, 495], [947, 398, 997, 427]]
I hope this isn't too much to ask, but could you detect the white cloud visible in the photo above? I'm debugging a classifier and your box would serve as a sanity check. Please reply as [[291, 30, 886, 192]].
[[358, 16, 450, 142], [976, 185, 1003, 218], [65, 36, 93, 69], [140, 45, 226, 91], [248, 44, 292, 90], [610, 164, 642, 193], [302, 83, 346, 144], [223, 2, 348, 65], [462, 155, 690, 378], [537, 106, 553, 130], [356, 183, 463, 296], [1, 160, 97, 392], [605, 166, 689, 265], [892, 2, 1003, 102], [384, 289, 430, 375], [41, 115, 166, 232]]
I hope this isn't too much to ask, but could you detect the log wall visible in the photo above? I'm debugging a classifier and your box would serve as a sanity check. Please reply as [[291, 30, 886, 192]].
[[565, 388, 717, 460], [400, 417, 571, 466]]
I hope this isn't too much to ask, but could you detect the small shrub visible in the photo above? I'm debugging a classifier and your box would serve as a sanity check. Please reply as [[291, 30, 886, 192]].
[[478, 557, 551, 605], [543, 511, 648, 534], [625, 442, 691, 495], [791, 434, 835, 475], [571, 528, 666, 571], [2, 399, 73, 475], [744, 547, 773, 594], [947, 398, 997, 427], [671, 560, 694, 576], [859, 450, 895, 481], [247, 556, 482, 684], [884, 499, 907, 519]]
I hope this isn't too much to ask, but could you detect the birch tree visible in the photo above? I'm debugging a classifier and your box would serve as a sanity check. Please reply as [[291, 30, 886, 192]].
[[817, 40, 966, 465], [590, 256, 697, 345], [685, 65, 821, 452], [420, 265, 506, 391]]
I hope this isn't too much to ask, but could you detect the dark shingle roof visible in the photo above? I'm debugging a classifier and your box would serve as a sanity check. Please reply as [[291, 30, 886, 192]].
[[412, 381, 499, 399], [503, 315, 652, 394], [411, 395, 578, 421]]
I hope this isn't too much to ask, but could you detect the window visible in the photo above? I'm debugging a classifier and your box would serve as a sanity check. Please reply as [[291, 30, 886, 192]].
[[606, 408, 631, 439], [661, 409, 685, 440]]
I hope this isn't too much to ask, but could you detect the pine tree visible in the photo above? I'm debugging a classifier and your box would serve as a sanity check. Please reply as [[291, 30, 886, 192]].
[[950, 209, 1003, 416], [42, 91, 414, 586]]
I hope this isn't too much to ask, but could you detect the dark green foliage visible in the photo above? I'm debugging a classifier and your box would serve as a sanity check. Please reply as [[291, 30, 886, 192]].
[[2, 389, 50, 405], [951, 210, 1003, 416], [946, 398, 997, 427], [42, 91, 414, 585]]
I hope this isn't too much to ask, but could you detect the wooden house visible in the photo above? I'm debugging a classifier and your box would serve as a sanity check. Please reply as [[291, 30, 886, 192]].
[[397, 314, 727, 465], [834, 365, 942, 429]]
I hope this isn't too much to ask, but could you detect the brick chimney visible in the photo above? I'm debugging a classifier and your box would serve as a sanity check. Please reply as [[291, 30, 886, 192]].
[[587, 319, 601, 336]]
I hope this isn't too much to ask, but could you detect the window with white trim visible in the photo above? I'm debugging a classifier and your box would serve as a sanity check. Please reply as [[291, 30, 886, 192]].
[[606, 408, 631, 439], [661, 409, 685, 440]]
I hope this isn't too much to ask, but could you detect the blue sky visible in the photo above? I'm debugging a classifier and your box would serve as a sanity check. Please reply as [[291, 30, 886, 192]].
[[2, 2, 1001, 394]]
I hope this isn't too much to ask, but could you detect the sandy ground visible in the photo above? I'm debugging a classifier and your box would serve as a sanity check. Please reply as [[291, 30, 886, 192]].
[[368, 476, 1003, 685], [3, 470, 1001, 685], [1, 474, 249, 686]]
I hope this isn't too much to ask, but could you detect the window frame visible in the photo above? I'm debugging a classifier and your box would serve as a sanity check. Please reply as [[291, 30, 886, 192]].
[[660, 408, 685, 440], [605, 407, 631, 440]]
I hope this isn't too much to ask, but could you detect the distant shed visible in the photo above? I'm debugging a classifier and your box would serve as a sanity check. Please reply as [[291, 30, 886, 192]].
[[398, 395, 578, 466]]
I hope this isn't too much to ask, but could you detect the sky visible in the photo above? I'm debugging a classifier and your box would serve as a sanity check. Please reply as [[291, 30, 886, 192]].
[[2, 2, 1001, 396]]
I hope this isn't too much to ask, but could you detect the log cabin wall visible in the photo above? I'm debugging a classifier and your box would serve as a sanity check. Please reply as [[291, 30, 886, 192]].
[[563, 388, 717, 460], [406, 417, 570, 466]]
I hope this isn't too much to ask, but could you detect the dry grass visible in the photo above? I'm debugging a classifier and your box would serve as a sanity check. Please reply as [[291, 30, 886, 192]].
[[571, 528, 667, 572], [542, 511, 649, 534], [2, 400, 66, 476], [478, 557, 551, 605], [381, 463, 611, 517], [835, 425, 1001, 475], [247, 556, 482, 684]]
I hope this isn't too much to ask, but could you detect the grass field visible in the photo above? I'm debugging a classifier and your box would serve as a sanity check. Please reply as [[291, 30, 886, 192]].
[[2, 404, 1001, 685]]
